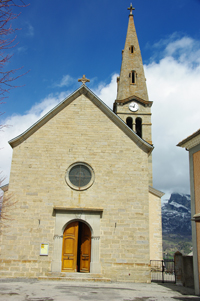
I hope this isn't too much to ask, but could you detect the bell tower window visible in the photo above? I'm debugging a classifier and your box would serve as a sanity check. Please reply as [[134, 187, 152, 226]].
[[130, 45, 134, 53], [136, 117, 142, 138], [126, 117, 133, 130], [129, 70, 136, 84]]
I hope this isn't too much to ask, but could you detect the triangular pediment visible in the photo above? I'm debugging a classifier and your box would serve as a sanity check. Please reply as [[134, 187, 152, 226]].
[[9, 85, 153, 154]]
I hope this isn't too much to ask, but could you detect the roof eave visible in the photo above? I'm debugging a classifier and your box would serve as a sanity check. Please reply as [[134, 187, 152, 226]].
[[0, 184, 9, 192], [115, 95, 153, 107], [177, 128, 200, 148], [149, 186, 165, 198]]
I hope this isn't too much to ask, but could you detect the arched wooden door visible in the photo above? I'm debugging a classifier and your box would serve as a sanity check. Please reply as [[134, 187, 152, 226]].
[[62, 221, 79, 272], [62, 221, 91, 273], [79, 222, 91, 273]]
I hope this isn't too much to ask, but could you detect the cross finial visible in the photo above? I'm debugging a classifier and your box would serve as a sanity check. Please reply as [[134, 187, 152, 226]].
[[128, 3, 135, 15], [78, 74, 90, 85]]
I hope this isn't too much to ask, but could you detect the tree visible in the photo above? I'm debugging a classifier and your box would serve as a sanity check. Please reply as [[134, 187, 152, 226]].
[[0, 0, 28, 230], [0, 0, 27, 103], [0, 178, 15, 231]]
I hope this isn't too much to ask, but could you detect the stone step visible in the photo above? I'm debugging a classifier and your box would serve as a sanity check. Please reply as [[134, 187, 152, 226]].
[[38, 276, 111, 282], [47, 272, 104, 278], [38, 272, 111, 282]]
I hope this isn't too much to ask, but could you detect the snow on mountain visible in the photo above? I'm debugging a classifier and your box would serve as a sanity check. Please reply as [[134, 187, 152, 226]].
[[168, 201, 190, 213], [162, 193, 192, 236]]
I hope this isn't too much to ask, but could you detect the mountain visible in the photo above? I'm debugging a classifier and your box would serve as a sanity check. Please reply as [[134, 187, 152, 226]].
[[161, 193, 192, 257], [162, 193, 192, 235]]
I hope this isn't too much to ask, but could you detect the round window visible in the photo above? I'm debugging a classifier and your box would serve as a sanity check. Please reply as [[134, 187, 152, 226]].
[[66, 162, 94, 190]]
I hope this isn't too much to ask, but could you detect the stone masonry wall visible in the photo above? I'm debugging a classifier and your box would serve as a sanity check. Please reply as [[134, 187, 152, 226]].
[[149, 192, 163, 261], [0, 94, 151, 282]]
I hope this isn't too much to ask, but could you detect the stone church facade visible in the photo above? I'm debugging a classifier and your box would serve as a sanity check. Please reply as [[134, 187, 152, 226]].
[[0, 5, 163, 282]]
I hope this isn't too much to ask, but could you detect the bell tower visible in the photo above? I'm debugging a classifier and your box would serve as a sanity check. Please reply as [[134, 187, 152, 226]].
[[113, 4, 153, 185], [114, 4, 152, 145]]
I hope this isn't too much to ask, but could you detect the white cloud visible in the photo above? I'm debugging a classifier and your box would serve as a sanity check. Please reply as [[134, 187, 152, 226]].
[[55, 75, 76, 88], [165, 37, 194, 56], [93, 74, 118, 108], [152, 34, 200, 66], [26, 91, 70, 116], [17, 46, 28, 53], [145, 35, 200, 195], [26, 23, 34, 37], [1, 35, 200, 199]]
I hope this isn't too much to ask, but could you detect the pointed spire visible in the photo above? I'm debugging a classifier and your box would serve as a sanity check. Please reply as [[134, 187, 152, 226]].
[[116, 5, 149, 101]]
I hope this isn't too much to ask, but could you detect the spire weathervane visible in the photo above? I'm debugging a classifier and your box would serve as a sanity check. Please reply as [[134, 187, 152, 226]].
[[78, 74, 90, 85], [128, 3, 135, 15]]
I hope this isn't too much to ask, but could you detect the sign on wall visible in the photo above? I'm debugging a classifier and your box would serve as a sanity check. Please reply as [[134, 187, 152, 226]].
[[40, 243, 49, 256]]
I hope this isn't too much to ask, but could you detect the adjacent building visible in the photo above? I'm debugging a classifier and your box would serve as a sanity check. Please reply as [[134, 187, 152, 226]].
[[178, 129, 200, 295]]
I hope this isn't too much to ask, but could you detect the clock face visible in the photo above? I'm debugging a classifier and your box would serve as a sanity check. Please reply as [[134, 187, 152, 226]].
[[129, 102, 139, 112]]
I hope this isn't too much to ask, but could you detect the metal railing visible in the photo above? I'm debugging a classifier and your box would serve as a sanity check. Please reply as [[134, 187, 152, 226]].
[[150, 259, 176, 283]]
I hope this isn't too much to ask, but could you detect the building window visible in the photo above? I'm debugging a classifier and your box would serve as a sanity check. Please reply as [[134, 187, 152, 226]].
[[129, 70, 136, 84], [136, 117, 142, 138], [130, 45, 134, 53], [126, 117, 133, 130], [66, 162, 94, 191]]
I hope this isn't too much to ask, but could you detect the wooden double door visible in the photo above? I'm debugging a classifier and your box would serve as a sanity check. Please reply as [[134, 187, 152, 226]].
[[62, 221, 91, 273]]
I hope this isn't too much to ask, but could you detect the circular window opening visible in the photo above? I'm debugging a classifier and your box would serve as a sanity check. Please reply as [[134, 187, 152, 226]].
[[66, 162, 94, 191]]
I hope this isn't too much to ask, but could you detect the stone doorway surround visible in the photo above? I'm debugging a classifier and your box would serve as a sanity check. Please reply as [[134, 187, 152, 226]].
[[52, 207, 103, 274]]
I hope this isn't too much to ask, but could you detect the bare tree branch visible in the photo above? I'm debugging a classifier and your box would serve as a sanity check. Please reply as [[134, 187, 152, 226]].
[[0, 0, 29, 103], [0, 0, 28, 228]]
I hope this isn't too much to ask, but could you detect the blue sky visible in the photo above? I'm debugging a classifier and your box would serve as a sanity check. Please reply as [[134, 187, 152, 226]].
[[4, 0, 200, 115], [1, 0, 200, 199]]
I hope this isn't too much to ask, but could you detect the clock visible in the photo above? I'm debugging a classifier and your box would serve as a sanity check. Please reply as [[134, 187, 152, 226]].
[[129, 102, 138, 112]]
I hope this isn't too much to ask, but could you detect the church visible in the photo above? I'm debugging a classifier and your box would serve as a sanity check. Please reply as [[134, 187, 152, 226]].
[[0, 4, 163, 282]]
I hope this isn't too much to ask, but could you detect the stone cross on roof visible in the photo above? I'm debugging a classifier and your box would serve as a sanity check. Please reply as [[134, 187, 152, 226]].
[[78, 75, 90, 85], [128, 3, 135, 15]]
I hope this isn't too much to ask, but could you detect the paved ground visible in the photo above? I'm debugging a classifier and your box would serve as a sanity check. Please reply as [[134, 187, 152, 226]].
[[0, 279, 198, 301]]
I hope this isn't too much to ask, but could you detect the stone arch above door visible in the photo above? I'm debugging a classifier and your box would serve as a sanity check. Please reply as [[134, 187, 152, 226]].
[[62, 218, 93, 236], [52, 207, 103, 274]]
